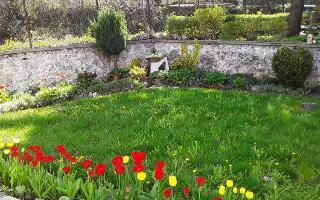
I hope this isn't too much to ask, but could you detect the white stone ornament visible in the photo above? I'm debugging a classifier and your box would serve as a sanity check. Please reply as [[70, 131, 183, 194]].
[[150, 57, 170, 74]]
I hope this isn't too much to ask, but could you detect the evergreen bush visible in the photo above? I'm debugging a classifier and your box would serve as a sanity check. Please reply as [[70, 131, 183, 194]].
[[95, 10, 128, 54]]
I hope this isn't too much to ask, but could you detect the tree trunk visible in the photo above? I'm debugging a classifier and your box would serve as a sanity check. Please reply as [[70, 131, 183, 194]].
[[141, 0, 155, 37], [287, 0, 304, 36], [22, 0, 32, 48], [95, 0, 99, 12]]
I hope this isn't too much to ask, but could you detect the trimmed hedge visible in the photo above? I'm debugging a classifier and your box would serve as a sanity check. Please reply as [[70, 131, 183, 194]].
[[167, 10, 288, 40], [166, 7, 226, 39], [221, 13, 289, 40]]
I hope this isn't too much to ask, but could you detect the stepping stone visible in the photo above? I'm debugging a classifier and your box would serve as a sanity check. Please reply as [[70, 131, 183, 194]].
[[301, 102, 318, 110], [0, 193, 18, 200]]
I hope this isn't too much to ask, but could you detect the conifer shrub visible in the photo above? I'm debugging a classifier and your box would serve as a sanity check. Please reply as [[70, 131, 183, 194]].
[[95, 10, 128, 54]]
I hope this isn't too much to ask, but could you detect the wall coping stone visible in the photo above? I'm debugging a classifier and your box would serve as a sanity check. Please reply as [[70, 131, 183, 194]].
[[1, 39, 320, 56]]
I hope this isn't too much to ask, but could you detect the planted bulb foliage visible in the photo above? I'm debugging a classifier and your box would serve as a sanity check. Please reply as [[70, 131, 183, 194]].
[[95, 9, 128, 54]]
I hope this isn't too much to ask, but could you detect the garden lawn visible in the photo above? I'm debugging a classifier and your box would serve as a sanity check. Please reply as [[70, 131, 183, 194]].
[[0, 88, 320, 199]]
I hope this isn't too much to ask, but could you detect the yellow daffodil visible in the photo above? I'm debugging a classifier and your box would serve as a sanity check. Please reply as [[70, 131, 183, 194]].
[[3, 149, 10, 155], [218, 185, 226, 195], [226, 180, 234, 188], [192, 169, 197, 173], [240, 187, 246, 194], [233, 187, 238, 193], [0, 142, 5, 148], [169, 175, 177, 187], [6, 142, 14, 147], [123, 156, 129, 164], [13, 138, 21, 144], [137, 172, 146, 181], [245, 191, 254, 199]]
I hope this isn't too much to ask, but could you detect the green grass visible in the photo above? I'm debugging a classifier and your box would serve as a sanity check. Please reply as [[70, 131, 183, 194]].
[[1, 88, 320, 199]]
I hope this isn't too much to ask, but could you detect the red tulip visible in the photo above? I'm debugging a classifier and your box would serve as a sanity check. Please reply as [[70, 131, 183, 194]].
[[24, 152, 33, 162], [183, 187, 190, 196], [115, 165, 126, 175], [30, 160, 38, 167], [11, 146, 18, 152], [131, 152, 146, 164], [112, 156, 123, 167], [64, 153, 71, 159], [132, 164, 145, 173], [154, 168, 164, 181], [196, 176, 206, 187], [35, 151, 45, 162], [89, 170, 95, 177], [95, 164, 107, 176], [212, 198, 223, 200], [163, 188, 172, 198], [63, 166, 71, 174], [28, 145, 41, 152], [43, 155, 55, 163], [70, 157, 77, 163], [11, 151, 19, 158], [156, 160, 166, 169], [82, 159, 92, 169], [56, 145, 66, 154]]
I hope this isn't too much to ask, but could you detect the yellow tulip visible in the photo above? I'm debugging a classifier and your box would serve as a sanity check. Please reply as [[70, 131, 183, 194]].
[[169, 175, 177, 187], [6, 142, 14, 147], [226, 180, 234, 188], [192, 169, 197, 173], [123, 156, 129, 164], [137, 172, 146, 181], [246, 191, 254, 199], [233, 187, 238, 193], [240, 187, 246, 194], [0, 142, 5, 149], [3, 149, 10, 155], [219, 188, 226, 195], [219, 185, 225, 190]]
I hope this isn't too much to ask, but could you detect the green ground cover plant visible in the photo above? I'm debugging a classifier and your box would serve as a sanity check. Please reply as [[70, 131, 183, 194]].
[[0, 88, 319, 199]]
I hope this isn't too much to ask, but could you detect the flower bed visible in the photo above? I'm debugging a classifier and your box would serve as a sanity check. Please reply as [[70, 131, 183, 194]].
[[0, 140, 254, 200]]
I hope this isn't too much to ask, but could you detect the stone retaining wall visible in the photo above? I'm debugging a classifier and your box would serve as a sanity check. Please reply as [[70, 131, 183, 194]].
[[0, 40, 319, 91]]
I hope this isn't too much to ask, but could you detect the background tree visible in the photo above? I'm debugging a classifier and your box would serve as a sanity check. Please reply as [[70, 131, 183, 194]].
[[287, 0, 304, 36]]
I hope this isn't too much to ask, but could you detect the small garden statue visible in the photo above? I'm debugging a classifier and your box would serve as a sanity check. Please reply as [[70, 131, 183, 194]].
[[146, 49, 169, 74]]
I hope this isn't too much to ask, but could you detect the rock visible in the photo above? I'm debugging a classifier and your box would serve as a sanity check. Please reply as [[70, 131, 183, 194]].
[[0, 193, 19, 200], [301, 102, 318, 110]]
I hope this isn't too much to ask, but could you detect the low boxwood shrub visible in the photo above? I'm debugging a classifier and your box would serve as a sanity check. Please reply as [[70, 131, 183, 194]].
[[95, 10, 128, 54], [272, 47, 313, 88], [105, 78, 137, 93], [202, 72, 225, 84]]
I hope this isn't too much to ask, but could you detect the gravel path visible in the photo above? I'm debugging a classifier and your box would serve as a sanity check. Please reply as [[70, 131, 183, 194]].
[[0, 193, 18, 200]]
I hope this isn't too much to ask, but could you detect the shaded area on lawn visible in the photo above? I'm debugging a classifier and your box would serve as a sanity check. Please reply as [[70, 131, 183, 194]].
[[0, 88, 320, 199]]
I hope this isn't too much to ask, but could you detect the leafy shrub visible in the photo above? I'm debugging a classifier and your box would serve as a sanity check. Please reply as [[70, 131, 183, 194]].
[[232, 75, 247, 88], [77, 72, 97, 89], [166, 7, 226, 39], [272, 47, 313, 88], [95, 10, 128, 54], [129, 65, 147, 80], [36, 82, 75, 105], [202, 72, 225, 84], [105, 78, 137, 93], [221, 13, 288, 40], [172, 41, 201, 69], [0, 89, 11, 104]]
